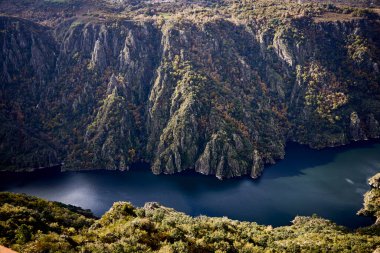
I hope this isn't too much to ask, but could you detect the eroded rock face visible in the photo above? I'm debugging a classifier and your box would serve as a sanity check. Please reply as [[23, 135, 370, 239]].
[[0, 8, 379, 178], [358, 173, 380, 225], [366, 114, 380, 138], [0, 17, 59, 170], [350, 111, 367, 141]]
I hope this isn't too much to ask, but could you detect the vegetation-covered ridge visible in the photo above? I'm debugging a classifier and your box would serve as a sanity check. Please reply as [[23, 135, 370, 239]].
[[0, 174, 379, 252], [1, 0, 380, 178]]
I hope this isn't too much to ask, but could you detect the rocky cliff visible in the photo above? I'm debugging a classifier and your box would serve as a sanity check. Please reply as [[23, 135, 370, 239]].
[[1, 0, 380, 178]]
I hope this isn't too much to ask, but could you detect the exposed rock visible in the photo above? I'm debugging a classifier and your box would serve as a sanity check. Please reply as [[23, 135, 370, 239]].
[[251, 149, 264, 179], [369, 174, 380, 189], [90, 39, 107, 71], [358, 173, 380, 225], [0, 2, 379, 179], [106, 74, 120, 94], [366, 114, 380, 138], [144, 202, 161, 210], [350, 112, 367, 141]]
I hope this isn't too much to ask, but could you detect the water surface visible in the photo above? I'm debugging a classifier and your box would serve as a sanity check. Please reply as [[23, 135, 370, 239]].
[[1, 141, 379, 228]]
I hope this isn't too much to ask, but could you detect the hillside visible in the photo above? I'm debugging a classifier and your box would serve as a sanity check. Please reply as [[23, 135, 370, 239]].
[[0, 173, 379, 252], [1, 0, 380, 178]]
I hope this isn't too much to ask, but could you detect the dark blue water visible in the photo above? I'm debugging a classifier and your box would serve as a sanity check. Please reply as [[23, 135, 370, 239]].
[[1, 141, 379, 228]]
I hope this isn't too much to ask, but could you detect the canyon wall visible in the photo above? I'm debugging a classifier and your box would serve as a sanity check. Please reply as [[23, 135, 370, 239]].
[[1, 1, 379, 178]]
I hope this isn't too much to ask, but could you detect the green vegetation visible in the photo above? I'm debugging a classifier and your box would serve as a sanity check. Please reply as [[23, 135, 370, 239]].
[[84, 84, 139, 170], [0, 0, 379, 178], [346, 34, 372, 65], [1, 176, 380, 253], [299, 63, 348, 123], [0, 192, 95, 252]]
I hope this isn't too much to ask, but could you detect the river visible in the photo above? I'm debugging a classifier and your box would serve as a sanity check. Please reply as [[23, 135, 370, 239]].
[[1, 141, 379, 228]]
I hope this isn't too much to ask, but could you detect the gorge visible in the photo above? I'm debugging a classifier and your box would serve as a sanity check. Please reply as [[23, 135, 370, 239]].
[[1, 0, 380, 252], [0, 157, 380, 252], [1, 141, 379, 228], [1, 0, 380, 179]]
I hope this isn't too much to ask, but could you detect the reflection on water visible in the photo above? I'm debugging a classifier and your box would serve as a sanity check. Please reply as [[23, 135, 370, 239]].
[[1, 141, 379, 228]]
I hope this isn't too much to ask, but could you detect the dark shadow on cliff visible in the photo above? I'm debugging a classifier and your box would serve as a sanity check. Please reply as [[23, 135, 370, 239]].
[[0, 166, 61, 191]]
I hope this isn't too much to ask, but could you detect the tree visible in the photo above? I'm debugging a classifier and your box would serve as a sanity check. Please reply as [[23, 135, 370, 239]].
[[16, 224, 31, 244]]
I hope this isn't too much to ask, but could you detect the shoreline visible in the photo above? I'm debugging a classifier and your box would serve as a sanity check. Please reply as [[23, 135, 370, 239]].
[[1, 138, 379, 180]]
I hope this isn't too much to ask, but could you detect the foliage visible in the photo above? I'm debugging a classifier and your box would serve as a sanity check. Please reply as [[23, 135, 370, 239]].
[[1, 191, 380, 253], [0, 192, 95, 252], [0, 0, 379, 179], [299, 62, 348, 123]]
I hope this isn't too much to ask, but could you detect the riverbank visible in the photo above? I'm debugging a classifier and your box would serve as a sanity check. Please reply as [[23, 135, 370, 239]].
[[0, 179, 379, 253], [1, 141, 379, 229]]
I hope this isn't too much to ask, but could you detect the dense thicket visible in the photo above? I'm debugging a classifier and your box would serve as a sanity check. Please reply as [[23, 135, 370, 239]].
[[1, 174, 379, 252]]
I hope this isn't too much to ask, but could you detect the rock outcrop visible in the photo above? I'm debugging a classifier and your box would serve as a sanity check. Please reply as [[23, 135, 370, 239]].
[[358, 173, 380, 225], [0, 0, 380, 178]]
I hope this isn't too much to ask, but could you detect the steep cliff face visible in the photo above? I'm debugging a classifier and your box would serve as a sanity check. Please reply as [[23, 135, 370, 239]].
[[0, 17, 59, 170], [0, 0, 379, 178], [52, 20, 161, 169]]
